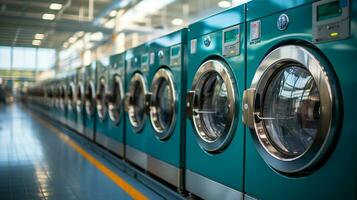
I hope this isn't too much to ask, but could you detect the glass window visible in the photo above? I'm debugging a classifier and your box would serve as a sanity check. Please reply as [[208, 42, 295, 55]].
[[37, 48, 56, 70], [0, 47, 11, 69]]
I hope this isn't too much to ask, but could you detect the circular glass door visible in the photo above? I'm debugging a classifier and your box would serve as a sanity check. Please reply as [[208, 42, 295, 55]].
[[85, 81, 96, 116], [60, 85, 66, 110], [149, 68, 176, 140], [190, 59, 237, 152], [96, 78, 108, 120], [108, 75, 124, 125], [127, 73, 148, 132], [76, 83, 84, 113], [249, 45, 339, 174], [67, 82, 76, 111]]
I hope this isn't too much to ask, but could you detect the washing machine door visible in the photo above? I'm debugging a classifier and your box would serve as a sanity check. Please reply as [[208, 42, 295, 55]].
[[60, 85, 66, 111], [67, 82, 76, 111], [85, 81, 96, 117], [96, 78, 108, 121], [149, 68, 176, 140], [243, 45, 340, 174], [187, 59, 237, 152], [76, 82, 84, 113], [127, 73, 148, 132], [108, 75, 124, 125]]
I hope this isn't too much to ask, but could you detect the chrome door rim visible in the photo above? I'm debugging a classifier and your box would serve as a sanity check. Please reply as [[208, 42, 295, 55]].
[[128, 73, 148, 132], [76, 82, 84, 113], [149, 68, 177, 140], [60, 85, 66, 111], [67, 82, 76, 111], [96, 77, 108, 121], [85, 80, 96, 116], [191, 59, 237, 152], [249, 45, 338, 173], [108, 75, 124, 125]]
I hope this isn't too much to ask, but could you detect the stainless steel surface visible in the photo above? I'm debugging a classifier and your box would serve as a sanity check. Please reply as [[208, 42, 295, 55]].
[[189, 59, 237, 152], [147, 155, 181, 187], [248, 45, 337, 173], [96, 78, 108, 121], [149, 68, 177, 140], [125, 145, 148, 170], [95, 132, 124, 157], [108, 75, 124, 125], [127, 73, 148, 133], [185, 170, 243, 200], [242, 88, 256, 129], [85, 81, 96, 117]]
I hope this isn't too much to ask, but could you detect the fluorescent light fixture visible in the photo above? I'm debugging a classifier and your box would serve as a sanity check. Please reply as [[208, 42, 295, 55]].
[[49, 3, 62, 10], [42, 13, 55, 20], [75, 31, 85, 37], [32, 40, 41, 46], [109, 10, 117, 17], [218, 1, 232, 8], [34, 34, 45, 40], [63, 42, 69, 48], [90, 32, 103, 41], [104, 19, 115, 29], [171, 18, 183, 26], [68, 37, 77, 43], [117, 9, 125, 16], [232, 0, 251, 6]]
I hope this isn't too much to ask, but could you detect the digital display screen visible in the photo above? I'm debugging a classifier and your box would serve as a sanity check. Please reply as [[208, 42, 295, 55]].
[[171, 46, 180, 57], [224, 29, 239, 43], [141, 55, 148, 64], [317, 1, 342, 21]]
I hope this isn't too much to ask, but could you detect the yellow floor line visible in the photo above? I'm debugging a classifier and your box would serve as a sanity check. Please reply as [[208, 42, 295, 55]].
[[34, 115, 148, 200]]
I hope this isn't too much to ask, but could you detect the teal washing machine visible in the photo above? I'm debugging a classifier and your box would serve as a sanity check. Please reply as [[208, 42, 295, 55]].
[[95, 57, 110, 146], [75, 66, 85, 135], [53, 78, 60, 122], [66, 70, 77, 130], [185, 6, 245, 199], [242, 0, 356, 199], [58, 74, 67, 126], [146, 29, 187, 190], [103, 52, 126, 157], [84, 63, 96, 140], [124, 43, 150, 170]]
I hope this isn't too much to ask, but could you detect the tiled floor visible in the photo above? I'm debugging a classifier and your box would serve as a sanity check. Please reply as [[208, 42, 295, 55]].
[[0, 104, 163, 200]]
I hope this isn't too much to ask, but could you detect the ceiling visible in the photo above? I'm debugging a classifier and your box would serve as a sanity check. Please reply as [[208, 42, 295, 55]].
[[0, 0, 116, 49]]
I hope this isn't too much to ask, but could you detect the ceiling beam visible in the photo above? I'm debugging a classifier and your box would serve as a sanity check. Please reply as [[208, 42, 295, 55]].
[[0, 14, 113, 34]]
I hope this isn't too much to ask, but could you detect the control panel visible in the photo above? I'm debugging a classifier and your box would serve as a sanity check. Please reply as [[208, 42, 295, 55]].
[[222, 25, 241, 57], [170, 45, 181, 67], [312, 0, 350, 43], [141, 53, 149, 72]]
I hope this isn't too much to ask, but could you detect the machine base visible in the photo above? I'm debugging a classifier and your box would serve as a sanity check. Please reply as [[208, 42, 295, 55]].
[[185, 170, 243, 200]]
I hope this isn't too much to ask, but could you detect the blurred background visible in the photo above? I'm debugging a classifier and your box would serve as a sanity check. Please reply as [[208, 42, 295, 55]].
[[0, 0, 247, 104]]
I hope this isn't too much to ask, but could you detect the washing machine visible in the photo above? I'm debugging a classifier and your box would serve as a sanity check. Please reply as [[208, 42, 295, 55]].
[[145, 29, 187, 189], [84, 63, 96, 140], [66, 70, 77, 130], [95, 57, 114, 152], [185, 6, 245, 199], [124, 43, 150, 170], [58, 74, 67, 126], [242, 0, 356, 199], [103, 52, 126, 157], [75, 66, 85, 135]]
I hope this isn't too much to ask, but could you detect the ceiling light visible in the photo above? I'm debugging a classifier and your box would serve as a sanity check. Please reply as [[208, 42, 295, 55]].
[[68, 37, 77, 43], [171, 18, 183, 26], [63, 42, 69, 48], [218, 1, 232, 8], [117, 9, 125, 16], [109, 10, 117, 17], [49, 3, 62, 10], [90, 32, 103, 41], [104, 19, 115, 29], [32, 40, 41, 46], [75, 31, 85, 37], [34, 34, 45, 40], [42, 13, 55, 20]]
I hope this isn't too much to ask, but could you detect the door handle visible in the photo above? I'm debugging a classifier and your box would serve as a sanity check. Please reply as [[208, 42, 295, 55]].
[[242, 88, 256, 129]]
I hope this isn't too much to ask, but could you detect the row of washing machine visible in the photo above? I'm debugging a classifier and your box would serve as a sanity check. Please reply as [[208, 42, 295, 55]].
[[26, 0, 357, 199]]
